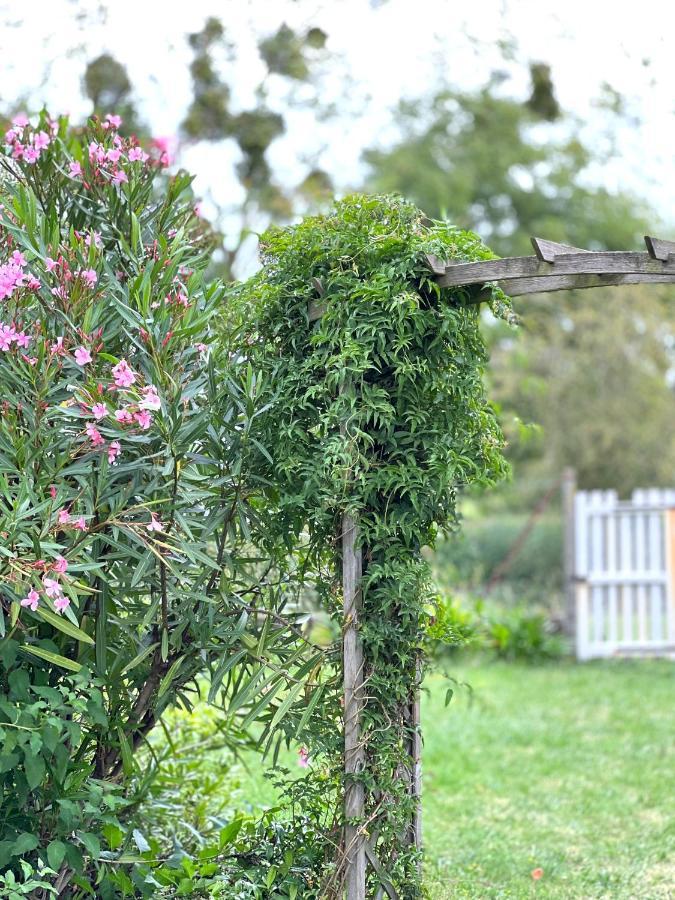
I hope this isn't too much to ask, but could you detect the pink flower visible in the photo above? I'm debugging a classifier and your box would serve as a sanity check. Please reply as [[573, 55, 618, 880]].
[[22, 355, 38, 366], [53, 556, 68, 574], [14, 331, 31, 349], [69, 160, 82, 177], [128, 146, 149, 163], [146, 514, 163, 533], [0, 325, 16, 351], [195, 343, 209, 354], [80, 269, 97, 287], [12, 113, 29, 127], [50, 336, 65, 354], [23, 146, 39, 164], [112, 169, 128, 185], [57, 508, 71, 526], [54, 595, 70, 613], [89, 141, 106, 163], [531, 868, 544, 881], [43, 577, 62, 598], [86, 422, 104, 447], [74, 346, 92, 365], [106, 148, 122, 164], [11, 250, 26, 267], [112, 359, 136, 388], [26, 276, 40, 290], [108, 440, 121, 463], [85, 231, 102, 249], [298, 747, 310, 768], [105, 113, 122, 129], [139, 385, 161, 411], [49, 485, 57, 499], [115, 407, 134, 424], [134, 409, 152, 430], [20, 589, 40, 611], [45, 256, 58, 272], [33, 130, 50, 151], [92, 402, 107, 420], [73, 516, 88, 531]]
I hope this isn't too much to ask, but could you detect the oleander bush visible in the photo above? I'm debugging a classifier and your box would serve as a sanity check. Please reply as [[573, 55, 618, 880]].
[[0, 112, 327, 897]]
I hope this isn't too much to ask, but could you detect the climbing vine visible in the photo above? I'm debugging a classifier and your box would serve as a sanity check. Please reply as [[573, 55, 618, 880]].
[[239, 194, 512, 897]]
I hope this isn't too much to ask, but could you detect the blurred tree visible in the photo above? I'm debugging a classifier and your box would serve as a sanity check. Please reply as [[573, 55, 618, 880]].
[[364, 65, 675, 496]]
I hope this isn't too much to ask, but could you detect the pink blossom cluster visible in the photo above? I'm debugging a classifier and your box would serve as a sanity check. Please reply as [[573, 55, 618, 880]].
[[4, 113, 57, 164], [0, 322, 31, 351], [21, 556, 71, 614], [57, 508, 88, 531], [0, 249, 39, 300]]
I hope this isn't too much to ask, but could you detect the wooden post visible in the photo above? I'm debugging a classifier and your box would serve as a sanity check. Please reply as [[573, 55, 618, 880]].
[[562, 468, 576, 637], [409, 656, 422, 854], [343, 512, 366, 899]]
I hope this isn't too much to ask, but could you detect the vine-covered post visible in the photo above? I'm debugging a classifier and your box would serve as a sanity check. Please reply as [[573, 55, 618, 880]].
[[342, 512, 366, 898]]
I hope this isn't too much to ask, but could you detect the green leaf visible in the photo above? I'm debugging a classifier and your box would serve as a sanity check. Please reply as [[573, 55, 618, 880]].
[[22, 645, 82, 673], [23, 751, 46, 791], [47, 840, 67, 869], [11, 832, 39, 856], [35, 607, 94, 645]]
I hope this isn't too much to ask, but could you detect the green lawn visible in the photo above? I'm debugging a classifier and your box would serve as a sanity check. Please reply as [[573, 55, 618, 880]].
[[240, 660, 675, 898], [422, 660, 675, 899]]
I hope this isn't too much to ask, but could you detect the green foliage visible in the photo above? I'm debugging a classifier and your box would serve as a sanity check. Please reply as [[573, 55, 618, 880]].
[[0, 113, 324, 894], [238, 193, 511, 896], [483, 606, 566, 662]]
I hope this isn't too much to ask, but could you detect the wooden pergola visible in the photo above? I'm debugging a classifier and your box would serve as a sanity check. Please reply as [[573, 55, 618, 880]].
[[314, 233, 675, 899]]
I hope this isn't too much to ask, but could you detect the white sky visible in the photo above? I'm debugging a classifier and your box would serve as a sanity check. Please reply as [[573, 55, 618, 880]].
[[1, 0, 673, 255]]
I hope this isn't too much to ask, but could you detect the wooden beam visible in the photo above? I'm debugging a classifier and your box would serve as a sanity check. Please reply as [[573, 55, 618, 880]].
[[487, 272, 675, 298], [644, 236, 675, 262], [530, 237, 588, 262], [343, 512, 366, 900], [437, 251, 675, 288]]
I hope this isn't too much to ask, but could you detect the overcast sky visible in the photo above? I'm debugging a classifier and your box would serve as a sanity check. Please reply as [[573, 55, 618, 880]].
[[2, 0, 673, 243]]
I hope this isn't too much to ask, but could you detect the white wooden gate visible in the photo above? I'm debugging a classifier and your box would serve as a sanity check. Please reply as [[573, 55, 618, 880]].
[[574, 488, 675, 660]]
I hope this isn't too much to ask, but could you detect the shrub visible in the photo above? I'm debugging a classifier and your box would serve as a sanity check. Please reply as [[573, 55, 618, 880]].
[[0, 111, 322, 894]]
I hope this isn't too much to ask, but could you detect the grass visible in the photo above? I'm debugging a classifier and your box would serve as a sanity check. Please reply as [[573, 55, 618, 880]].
[[239, 659, 675, 898], [422, 659, 675, 899]]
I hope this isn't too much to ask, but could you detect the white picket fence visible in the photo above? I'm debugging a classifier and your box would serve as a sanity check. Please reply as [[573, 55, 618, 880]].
[[574, 488, 675, 660]]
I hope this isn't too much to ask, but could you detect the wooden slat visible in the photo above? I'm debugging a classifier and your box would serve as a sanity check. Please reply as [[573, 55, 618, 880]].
[[644, 236, 675, 261], [343, 512, 366, 900], [490, 272, 675, 298]]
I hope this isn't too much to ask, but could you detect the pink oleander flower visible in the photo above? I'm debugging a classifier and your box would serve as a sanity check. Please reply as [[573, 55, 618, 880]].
[[74, 346, 92, 365], [112, 359, 136, 388], [146, 514, 163, 533], [86, 422, 104, 447], [23, 146, 39, 164], [80, 268, 97, 287], [112, 169, 128, 185], [11, 250, 27, 267], [105, 113, 122, 129], [33, 130, 50, 151], [50, 336, 65, 354], [134, 409, 152, 430], [127, 146, 149, 163], [115, 407, 134, 424], [298, 747, 310, 768], [26, 276, 40, 290], [106, 148, 122, 163], [57, 508, 71, 526], [73, 516, 88, 531], [49, 485, 57, 499], [43, 577, 62, 598], [69, 160, 82, 177], [89, 141, 106, 163], [92, 402, 107, 420], [4, 129, 17, 144], [195, 343, 209, 353], [45, 256, 58, 272], [53, 556, 68, 574], [22, 355, 38, 365], [0, 261, 25, 300], [108, 440, 121, 463], [85, 231, 102, 249], [12, 113, 29, 127], [14, 331, 31, 349], [54, 595, 70, 613], [0, 325, 16, 351], [20, 589, 40, 611], [139, 385, 161, 411]]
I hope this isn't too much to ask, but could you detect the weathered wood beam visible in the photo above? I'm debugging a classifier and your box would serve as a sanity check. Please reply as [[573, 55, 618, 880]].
[[343, 512, 366, 900], [483, 272, 675, 298], [644, 236, 675, 261], [437, 251, 675, 288], [530, 237, 588, 262]]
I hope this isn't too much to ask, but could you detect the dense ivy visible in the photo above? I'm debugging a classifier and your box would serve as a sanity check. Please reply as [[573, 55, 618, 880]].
[[239, 194, 511, 897]]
